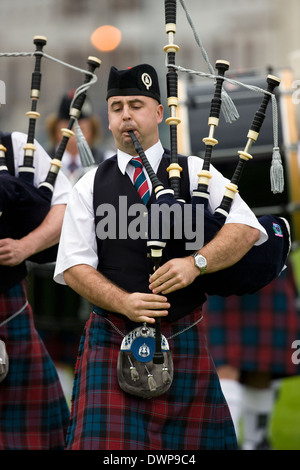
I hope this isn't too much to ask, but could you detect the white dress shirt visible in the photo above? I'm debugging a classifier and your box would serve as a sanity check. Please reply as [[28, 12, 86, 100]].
[[54, 140, 267, 285]]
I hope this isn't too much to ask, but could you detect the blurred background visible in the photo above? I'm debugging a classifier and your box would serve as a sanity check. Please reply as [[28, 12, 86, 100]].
[[1, 0, 300, 449], [0, 0, 300, 146]]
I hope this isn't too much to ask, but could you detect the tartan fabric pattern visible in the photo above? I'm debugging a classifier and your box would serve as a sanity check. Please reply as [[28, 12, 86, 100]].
[[66, 308, 237, 450], [129, 157, 150, 205], [203, 264, 300, 377], [0, 282, 70, 450]]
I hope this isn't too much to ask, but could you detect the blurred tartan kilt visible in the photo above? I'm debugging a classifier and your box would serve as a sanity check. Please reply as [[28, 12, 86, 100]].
[[0, 282, 70, 450], [65, 307, 237, 450], [203, 263, 300, 378]]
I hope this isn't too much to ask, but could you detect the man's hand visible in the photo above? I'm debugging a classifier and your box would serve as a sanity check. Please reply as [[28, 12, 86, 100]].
[[149, 223, 260, 295], [121, 292, 170, 324], [149, 256, 198, 295], [0, 238, 29, 266], [0, 204, 66, 267]]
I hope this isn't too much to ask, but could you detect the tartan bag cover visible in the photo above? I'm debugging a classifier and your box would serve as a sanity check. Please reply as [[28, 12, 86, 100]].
[[0, 282, 70, 450], [65, 307, 237, 450]]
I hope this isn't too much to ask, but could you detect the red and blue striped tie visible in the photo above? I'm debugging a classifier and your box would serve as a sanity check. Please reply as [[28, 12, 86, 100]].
[[130, 157, 150, 205]]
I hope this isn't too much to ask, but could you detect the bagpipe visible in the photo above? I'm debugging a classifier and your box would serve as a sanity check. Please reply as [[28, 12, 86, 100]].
[[0, 36, 101, 265], [144, 0, 290, 298], [118, 0, 291, 398]]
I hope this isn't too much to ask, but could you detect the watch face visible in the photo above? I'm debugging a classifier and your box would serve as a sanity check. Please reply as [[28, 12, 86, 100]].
[[194, 254, 207, 271], [196, 256, 206, 268]]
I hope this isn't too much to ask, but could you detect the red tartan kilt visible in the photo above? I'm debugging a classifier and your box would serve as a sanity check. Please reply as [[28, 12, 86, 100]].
[[0, 282, 69, 450], [203, 263, 300, 377], [66, 308, 237, 450]]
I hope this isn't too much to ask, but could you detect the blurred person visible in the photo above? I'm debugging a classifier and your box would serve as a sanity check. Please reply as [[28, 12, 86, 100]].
[[46, 90, 110, 185], [203, 261, 300, 449], [0, 131, 71, 449], [29, 90, 110, 400]]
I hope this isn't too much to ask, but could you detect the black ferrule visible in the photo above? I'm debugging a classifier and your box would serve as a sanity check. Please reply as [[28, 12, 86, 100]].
[[167, 70, 178, 98], [23, 155, 33, 167], [68, 118, 75, 130], [259, 93, 271, 114], [45, 170, 57, 187], [70, 59, 100, 117], [34, 55, 42, 71], [250, 110, 266, 133], [31, 71, 42, 91], [169, 124, 180, 197], [55, 136, 70, 161], [209, 97, 222, 119], [197, 182, 209, 193], [231, 159, 246, 186], [72, 93, 87, 112], [167, 52, 176, 67], [170, 176, 181, 199], [214, 80, 224, 100], [31, 100, 37, 112], [202, 146, 213, 172], [219, 195, 233, 214], [169, 126, 178, 158], [27, 119, 36, 144], [165, 0, 177, 25], [250, 76, 279, 133]]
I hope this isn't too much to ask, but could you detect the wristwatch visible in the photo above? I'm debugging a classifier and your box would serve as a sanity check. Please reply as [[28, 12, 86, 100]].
[[192, 252, 207, 275]]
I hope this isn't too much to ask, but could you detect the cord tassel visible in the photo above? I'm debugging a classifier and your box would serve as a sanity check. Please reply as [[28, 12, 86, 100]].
[[221, 89, 240, 123], [270, 147, 284, 194], [74, 119, 95, 167]]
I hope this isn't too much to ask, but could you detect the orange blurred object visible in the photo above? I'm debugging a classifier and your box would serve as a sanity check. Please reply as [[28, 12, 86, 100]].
[[91, 25, 122, 52]]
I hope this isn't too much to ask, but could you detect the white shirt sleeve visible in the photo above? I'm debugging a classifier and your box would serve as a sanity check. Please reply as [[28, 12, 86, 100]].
[[54, 168, 98, 285], [11, 131, 71, 205], [188, 156, 268, 245]]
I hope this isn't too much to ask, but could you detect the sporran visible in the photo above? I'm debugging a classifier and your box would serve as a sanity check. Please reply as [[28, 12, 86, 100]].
[[117, 323, 173, 399]]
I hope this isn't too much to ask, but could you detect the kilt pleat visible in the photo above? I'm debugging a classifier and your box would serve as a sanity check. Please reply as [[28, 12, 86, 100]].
[[0, 282, 70, 450], [66, 308, 237, 450], [203, 264, 300, 377]]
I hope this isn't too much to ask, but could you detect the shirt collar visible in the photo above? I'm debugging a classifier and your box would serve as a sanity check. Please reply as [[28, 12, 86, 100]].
[[117, 140, 164, 175]]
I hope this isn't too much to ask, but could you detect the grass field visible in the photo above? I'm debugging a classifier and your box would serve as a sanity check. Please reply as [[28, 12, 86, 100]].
[[269, 252, 300, 449], [269, 376, 300, 450]]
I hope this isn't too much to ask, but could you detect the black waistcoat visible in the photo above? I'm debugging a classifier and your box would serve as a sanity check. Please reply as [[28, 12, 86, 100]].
[[93, 150, 206, 322], [0, 133, 28, 292]]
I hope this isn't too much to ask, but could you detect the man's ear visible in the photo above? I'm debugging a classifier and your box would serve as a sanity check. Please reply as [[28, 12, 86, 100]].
[[156, 104, 164, 124]]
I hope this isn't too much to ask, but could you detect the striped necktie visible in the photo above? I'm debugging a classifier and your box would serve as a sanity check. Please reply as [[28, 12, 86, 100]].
[[129, 157, 150, 205]]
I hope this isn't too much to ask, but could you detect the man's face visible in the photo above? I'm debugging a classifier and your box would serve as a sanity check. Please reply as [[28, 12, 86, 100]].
[[107, 95, 163, 155]]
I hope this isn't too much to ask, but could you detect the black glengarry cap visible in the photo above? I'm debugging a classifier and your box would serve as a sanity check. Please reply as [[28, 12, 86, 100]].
[[106, 64, 161, 103]]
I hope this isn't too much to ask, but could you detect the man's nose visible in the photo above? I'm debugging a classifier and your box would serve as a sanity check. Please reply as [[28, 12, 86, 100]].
[[122, 105, 131, 119]]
